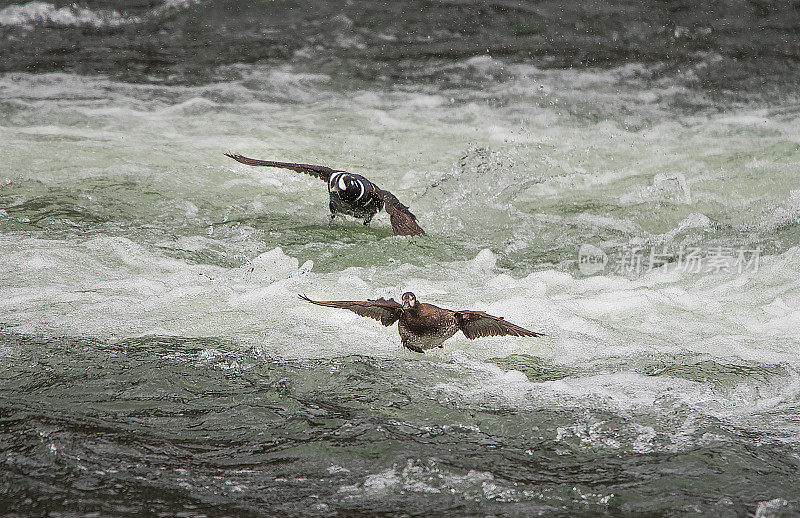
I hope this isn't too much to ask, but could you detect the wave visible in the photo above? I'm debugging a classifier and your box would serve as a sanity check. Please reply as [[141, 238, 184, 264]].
[[2, 233, 800, 362], [0, 1, 134, 28], [0, 0, 201, 28]]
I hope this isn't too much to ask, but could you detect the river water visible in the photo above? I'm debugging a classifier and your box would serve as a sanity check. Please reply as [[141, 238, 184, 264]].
[[1, 1, 800, 516]]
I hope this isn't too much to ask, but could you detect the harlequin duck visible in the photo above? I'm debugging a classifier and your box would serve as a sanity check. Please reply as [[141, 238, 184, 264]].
[[225, 153, 425, 236], [300, 292, 544, 353]]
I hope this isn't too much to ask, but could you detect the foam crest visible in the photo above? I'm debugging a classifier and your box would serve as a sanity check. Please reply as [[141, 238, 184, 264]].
[[0, 1, 133, 28], [620, 172, 692, 205], [435, 350, 800, 445], [336, 459, 576, 505], [7, 240, 800, 363], [0, 0, 202, 28]]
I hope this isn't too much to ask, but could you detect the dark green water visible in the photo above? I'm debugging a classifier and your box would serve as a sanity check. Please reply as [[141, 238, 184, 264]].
[[3, 334, 799, 516]]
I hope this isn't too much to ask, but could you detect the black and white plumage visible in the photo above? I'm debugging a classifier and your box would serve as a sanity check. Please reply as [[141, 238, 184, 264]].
[[225, 153, 425, 236], [300, 292, 544, 353]]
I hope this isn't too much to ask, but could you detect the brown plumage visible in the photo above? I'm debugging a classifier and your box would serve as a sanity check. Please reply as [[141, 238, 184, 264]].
[[299, 292, 544, 353], [225, 153, 425, 236], [374, 189, 424, 237]]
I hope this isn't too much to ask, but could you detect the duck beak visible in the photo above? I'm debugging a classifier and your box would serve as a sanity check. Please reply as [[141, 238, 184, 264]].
[[402, 300, 410, 310]]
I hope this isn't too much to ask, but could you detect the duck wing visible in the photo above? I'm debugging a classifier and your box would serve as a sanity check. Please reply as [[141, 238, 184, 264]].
[[225, 153, 341, 181], [299, 294, 402, 326], [374, 188, 425, 236], [454, 310, 544, 339]]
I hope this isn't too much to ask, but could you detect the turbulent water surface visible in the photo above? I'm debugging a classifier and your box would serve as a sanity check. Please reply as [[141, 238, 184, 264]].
[[2, 1, 800, 516]]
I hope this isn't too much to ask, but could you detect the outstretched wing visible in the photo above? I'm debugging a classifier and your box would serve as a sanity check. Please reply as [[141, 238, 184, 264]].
[[375, 188, 426, 236], [455, 310, 544, 339], [299, 294, 403, 326], [225, 153, 341, 181]]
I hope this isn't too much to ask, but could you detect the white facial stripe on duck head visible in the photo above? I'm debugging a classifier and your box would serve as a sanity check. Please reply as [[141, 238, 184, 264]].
[[329, 172, 344, 191]]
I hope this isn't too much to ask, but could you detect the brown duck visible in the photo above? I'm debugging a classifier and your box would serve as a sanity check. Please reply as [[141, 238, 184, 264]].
[[300, 292, 544, 353], [225, 154, 425, 236]]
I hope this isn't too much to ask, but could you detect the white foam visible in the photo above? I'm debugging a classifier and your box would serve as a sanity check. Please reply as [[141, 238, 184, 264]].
[[620, 172, 692, 205], [0, 1, 133, 27], [471, 249, 497, 271], [0, 0, 204, 28], [755, 498, 791, 518], [338, 459, 537, 503]]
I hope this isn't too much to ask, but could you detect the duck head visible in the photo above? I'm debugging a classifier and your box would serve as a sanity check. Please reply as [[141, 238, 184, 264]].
[[402, 292, 418, 310], [331, 173, 363, 202]]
